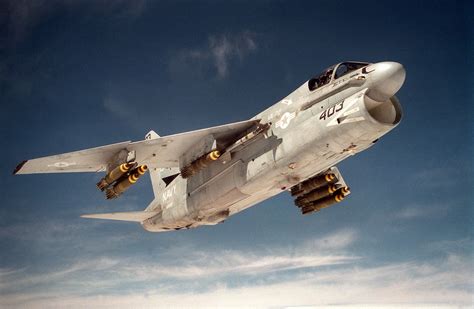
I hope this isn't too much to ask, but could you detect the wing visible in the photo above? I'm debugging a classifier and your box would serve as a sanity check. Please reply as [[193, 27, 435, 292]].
[[14, 119, 260, 175], [130, 119, 260, 168], [81, 211, 159, 222], [14, 141, 131, 174]]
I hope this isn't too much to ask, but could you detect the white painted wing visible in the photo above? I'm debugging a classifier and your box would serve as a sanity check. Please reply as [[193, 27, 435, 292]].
[[81, 211, 160, 222], [14, 141, 131, 174], [130, 119, 260, 168], [14, 119, 259, 174]]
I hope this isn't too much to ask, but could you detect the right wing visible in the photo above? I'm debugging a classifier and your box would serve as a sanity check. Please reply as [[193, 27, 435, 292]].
[[14, 119, 260, 175], [130, 119, 260, 168]]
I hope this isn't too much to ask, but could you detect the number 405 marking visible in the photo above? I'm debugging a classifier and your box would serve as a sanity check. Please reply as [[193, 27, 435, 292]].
[[319, 101, 344, 121]]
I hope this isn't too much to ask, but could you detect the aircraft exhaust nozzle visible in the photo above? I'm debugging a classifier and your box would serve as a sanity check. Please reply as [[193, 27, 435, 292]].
[[301, 193, 345, 215], [105, 165, 147, 199], [181, 150, 221, 179], [291, 173, 337, 197], [97, 162, 136, 191]]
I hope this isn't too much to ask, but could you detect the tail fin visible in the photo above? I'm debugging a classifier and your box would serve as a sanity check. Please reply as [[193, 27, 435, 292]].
[[145, 130, 180, 198]]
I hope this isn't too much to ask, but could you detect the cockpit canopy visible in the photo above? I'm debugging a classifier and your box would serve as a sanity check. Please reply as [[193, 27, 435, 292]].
[[308, 61, 369, 91]]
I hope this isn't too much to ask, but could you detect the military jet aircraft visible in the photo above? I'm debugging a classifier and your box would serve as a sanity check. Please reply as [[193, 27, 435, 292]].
[[14, 61, 406, 232]]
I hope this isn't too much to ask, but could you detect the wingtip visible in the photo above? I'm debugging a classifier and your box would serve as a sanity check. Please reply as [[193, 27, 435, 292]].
[[13, 160, 28, 175]]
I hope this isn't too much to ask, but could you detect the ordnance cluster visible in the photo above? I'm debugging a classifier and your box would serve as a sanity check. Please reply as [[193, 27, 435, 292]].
[[291, 172, 350, 215], [96, 162, 148, 199], [180, 123, 271, 179], [180, 150, 221, 179]]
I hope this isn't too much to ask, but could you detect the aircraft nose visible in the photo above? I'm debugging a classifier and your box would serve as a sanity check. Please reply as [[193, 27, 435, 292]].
[[366, 62, 406, 101]]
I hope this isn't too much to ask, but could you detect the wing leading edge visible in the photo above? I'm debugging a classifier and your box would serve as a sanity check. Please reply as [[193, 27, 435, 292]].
[[14, 141, 132, 174], [14, 119, 260, 175]]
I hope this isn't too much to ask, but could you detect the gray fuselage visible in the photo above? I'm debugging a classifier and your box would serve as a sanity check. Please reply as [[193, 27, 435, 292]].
[[143, 61, 405, 231]]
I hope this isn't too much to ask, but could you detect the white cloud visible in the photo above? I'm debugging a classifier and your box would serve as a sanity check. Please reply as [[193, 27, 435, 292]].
[[0, 219, 102, 242], [393, 202, 449, 220], [410, 167, 465, 189], [0, 268, 24, 280], [1, 254, 471, 308], [170, 31, 258, 79], [116, 252, 356, 282], [0, 237, 356, 290], [102, 95, 132, 120], [303, 228, 358, 251], [0, 229, 356, 301], [102, 93, 144, 129], [396, 206, 425, 219], [0, 229, 471, 307], [424, 238, 472, 252], [0, 258, 119, 291]]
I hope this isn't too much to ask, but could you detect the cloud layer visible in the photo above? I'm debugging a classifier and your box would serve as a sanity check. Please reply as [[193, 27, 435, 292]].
[[0, 229, 471, 308]]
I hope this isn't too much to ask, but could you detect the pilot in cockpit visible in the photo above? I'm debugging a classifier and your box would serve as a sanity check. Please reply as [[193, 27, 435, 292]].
[[319, 69, 333, 86]]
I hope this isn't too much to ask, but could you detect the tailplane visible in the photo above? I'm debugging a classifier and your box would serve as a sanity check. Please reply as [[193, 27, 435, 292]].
[[81, 211, 159, 222]]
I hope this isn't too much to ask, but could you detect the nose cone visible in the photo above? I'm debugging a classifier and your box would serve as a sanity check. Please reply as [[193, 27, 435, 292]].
[[367, 62, 406, 101]]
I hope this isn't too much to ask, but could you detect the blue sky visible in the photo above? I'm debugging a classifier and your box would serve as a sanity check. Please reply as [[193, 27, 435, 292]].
[[0, 0, 472, 307]]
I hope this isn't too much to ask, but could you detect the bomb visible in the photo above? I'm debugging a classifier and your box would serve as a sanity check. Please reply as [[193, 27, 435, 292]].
[[291, 173, 338, 197], [301, 193, 345, 215], [96, 162, 136, 191], [105, 165, 148, 199], [294, 184, 340, 207], [180, 150, 221, 179]]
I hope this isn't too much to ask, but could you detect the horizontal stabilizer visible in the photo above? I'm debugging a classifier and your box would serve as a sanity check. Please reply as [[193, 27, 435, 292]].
[[81, 211, 159, 222]]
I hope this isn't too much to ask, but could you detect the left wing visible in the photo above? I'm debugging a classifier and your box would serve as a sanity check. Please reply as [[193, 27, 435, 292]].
[[14, 141, 131, 174], [14, 119, 260, 175]]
